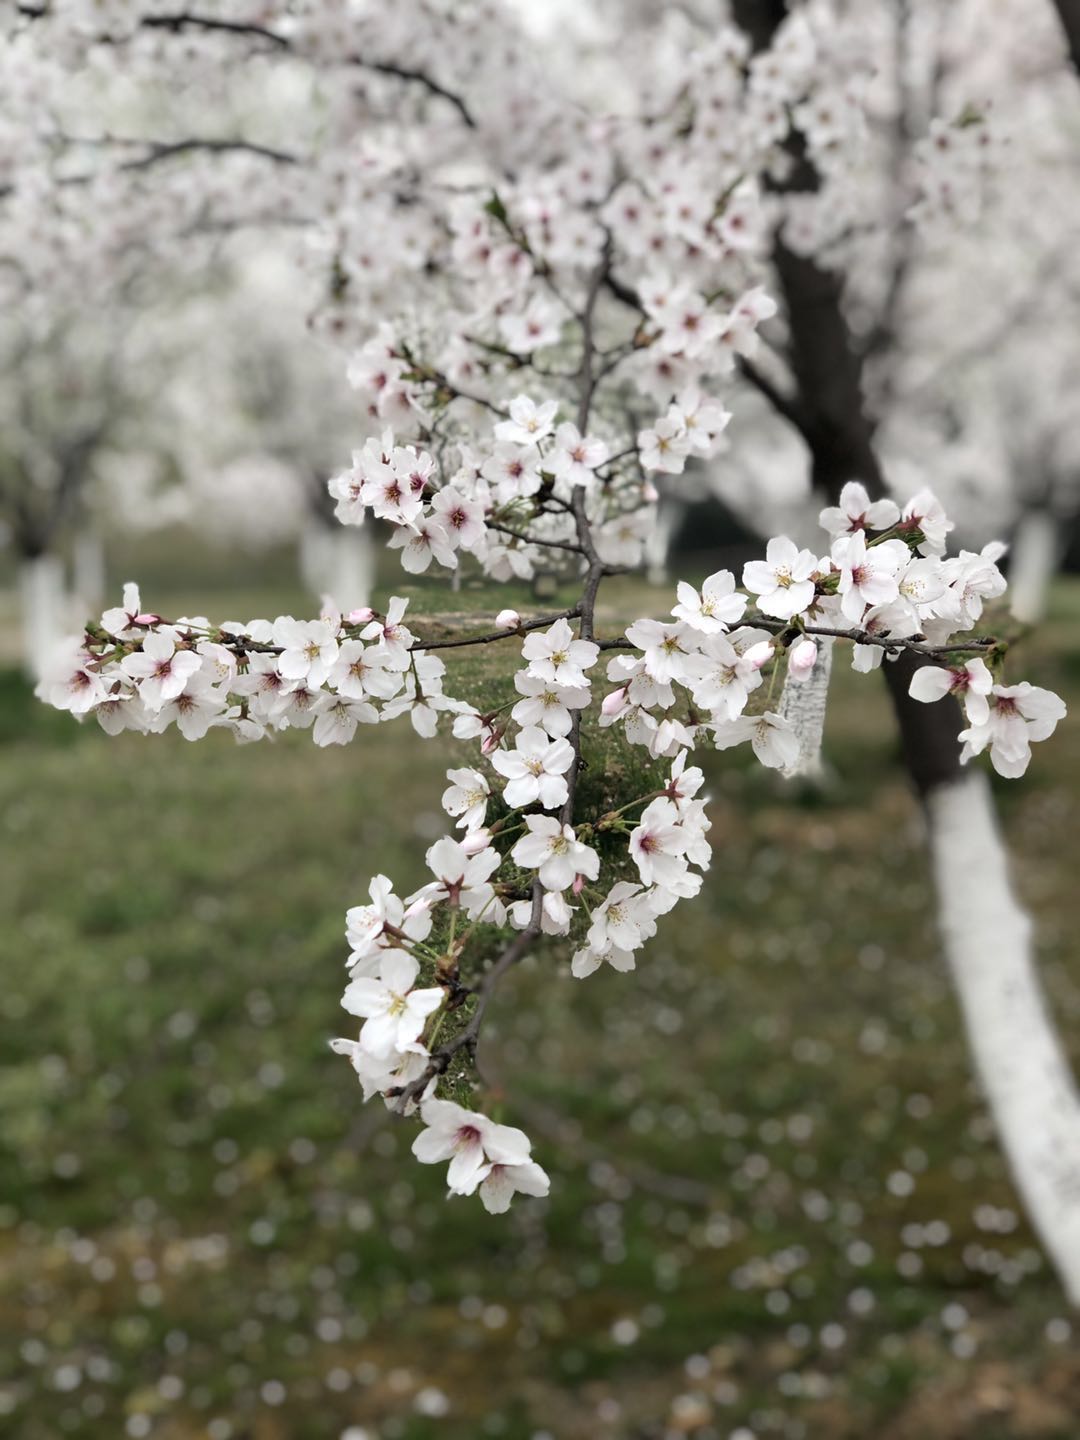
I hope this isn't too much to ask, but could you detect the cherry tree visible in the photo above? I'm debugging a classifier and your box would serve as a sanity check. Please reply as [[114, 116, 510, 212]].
[[11, 0, 1077, 1294], [0, 299, 135, 675]]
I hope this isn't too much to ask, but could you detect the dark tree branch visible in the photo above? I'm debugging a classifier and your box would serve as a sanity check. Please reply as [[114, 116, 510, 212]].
[[140, 11, 289, 46], [391, 881, 544, 1113], [487, 522, 585, 555], [358, 60, 477, 130], [19, 9, 476, 132], [118, 138, 299, 171], [737, 354, 813, 445], [1053, 0, 1080, 72]]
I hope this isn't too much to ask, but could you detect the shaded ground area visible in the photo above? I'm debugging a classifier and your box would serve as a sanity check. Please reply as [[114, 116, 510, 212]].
[[2, 555, 1079, 1439]]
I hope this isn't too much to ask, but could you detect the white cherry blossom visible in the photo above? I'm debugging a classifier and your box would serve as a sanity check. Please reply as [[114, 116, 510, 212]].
[[819, 481, 900, 539], [494, 396, 558, 447], [511, 816, 600, 892], [712, 711, 801, 770], [742, 537, 819, 620], [121, 630, 202, 710], [346, 876, 432, 975], [511, 672, 590, 738], [909, 657, 994, 725], [442, 767, 490, 832], [341, 952, 444, 1060], [490, 726, 574, 810], [834, 532, 911, 623], [521, 618, 599, 689], [547, 422, 609, 488], [274, 618, 340, 688], [671, 570, 747, 633], [629, 798, 690, 888], [411, 1099, 536, 1199]]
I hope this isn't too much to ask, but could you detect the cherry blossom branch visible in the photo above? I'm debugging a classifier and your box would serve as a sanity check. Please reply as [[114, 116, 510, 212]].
[[359, 60, 477, 130], [87, 606, 587, 662], [391, 882, 544, 1112], [486, 522, 586, 554], [116, 138, 299, 171], [24, 8, 478, 132], [754, 620, 1005, 657], [413, 608, 583, 652], [140, 11, 290, 47], [595, 622, 1004, 658], [396, 254, 615, 1104], [140, 0, 482, 137]]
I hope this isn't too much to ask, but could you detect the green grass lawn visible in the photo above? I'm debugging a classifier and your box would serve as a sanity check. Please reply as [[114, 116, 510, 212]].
[[2, 551, 1079, 1440]]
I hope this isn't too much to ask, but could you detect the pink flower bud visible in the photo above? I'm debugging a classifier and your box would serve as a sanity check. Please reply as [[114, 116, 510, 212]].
[[743, 641, 774, 671], [496, 608, 521, 629], [572, 873, 585, 895], [480, 723, 504, 755], [601, 685, 628, 717], [788, 638, 817, 682], [461, 828, 492, 856], [133, 613, 161, 626], [346, 607, 376, 624], [642, 480, 660, 503]]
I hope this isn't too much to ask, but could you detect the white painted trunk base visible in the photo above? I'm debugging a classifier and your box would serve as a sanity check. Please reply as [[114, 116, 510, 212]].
[[929, 773, 1080, 1303], [298, 524, 375, 613], [72, 531, 107, 617], [778, 636, 834, 779], [1009, 510, 1060, 625], [18, 553, 71, 681], [644, 499, 687, 587]]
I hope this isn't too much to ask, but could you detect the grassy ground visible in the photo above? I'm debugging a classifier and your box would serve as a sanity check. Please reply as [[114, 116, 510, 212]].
[[2, 545, 1079, 1440]]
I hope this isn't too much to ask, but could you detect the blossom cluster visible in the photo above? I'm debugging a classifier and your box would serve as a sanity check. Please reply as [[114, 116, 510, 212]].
[[37, 468, 1067, 1209], [36, 586, 469, 746], [600, 483, 1066, 780]]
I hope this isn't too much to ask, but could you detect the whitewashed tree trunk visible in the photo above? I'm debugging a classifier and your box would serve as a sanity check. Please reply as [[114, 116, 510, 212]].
[[644, 498, 687, 586], [1009, 509, 1060, 625], [299, 522, 376, 613], [18, 552, 70, 680], [778, 636, 834, 779], [928, 772, 1080, 1303], [72, 530, 107, 617]]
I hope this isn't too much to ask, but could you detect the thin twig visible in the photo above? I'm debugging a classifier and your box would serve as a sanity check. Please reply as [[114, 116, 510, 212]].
[[487, 522, 585, 555]]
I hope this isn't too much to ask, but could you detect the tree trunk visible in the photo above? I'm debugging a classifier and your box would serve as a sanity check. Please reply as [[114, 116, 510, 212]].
[[730, 0, 1080, 1303], [298, 522, 376, 613], [1053, 0, 1080, 73], [18, 551, 70, 680], [644, 496, 687, 586], [1009, 509, 1060, 625], [72, 529, 107, 617], [928, 772, 1080, 1302]]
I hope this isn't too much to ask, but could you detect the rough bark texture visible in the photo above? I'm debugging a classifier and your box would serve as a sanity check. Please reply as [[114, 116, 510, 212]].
[[772, 239, 883, 498], [778, 635, 834, 779]]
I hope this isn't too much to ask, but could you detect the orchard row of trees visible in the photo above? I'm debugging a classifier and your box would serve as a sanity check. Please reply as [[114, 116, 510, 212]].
[[9, 0, 1080, 1295]]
